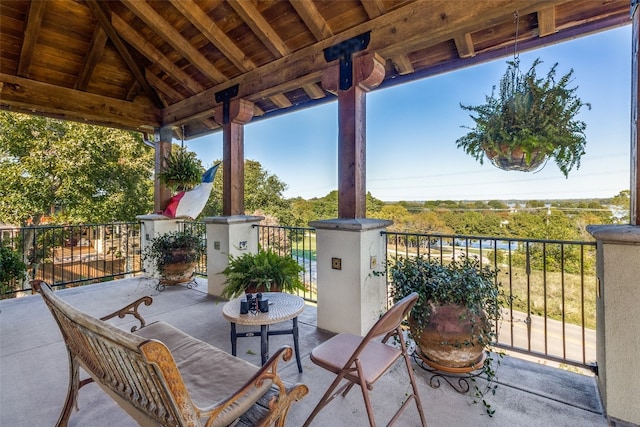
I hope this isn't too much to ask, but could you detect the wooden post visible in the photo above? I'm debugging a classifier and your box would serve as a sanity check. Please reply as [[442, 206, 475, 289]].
[[214, 99, 254, 216], [323, 52, 385, 218], [154, 126, 173, 213], [631, 2, 639, 224]]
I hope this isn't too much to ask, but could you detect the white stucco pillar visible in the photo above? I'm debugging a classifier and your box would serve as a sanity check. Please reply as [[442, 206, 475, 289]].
[[587, 224, 640, 426], [309, 218, 392, 336], [137, 214, 182, 277], [203, 215, 263, 297]]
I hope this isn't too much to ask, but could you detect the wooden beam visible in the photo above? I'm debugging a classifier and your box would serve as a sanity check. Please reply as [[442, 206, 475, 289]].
[[269, 93, 292, 108], [228, 0, 290, 57], [290, 0, 333, 40], [85, 0, 161, 107], [162, 0, 570, 127], [170, 0, 256, 73], [537, 7, 557, 37], [120, 0, 227, 84], [111, 13, 205, 95], [391, 55, 414, 75], [302, 83, 326, 99], [454, 33, 476, 58], [360, 0, 386, 19], [75, 25, 108, 91], [17, 0, 46, 77], [0, 73, 159, 131]]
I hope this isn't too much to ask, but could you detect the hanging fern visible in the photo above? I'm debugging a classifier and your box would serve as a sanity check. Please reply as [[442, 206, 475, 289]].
[[158, 147, 203, 192], [456, 58, 590, 177]]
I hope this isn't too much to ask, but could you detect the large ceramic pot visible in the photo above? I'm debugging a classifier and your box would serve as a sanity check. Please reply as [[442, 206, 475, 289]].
[[159, 248, 198, 285], [410, 302, 488, 373]]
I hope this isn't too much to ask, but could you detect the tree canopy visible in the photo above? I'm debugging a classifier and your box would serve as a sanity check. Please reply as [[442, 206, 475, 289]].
[[0, 112, 154, 225]]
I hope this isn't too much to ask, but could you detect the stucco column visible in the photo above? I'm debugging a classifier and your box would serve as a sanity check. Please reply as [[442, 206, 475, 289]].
[[137, 214, 182, 277], [587, 224, 640, 426], [310, 218, 392, 335], [203, 215, 263, 297]]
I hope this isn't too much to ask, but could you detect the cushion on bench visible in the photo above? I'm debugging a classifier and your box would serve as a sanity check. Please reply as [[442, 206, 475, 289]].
[[136, 322, 271, 427]]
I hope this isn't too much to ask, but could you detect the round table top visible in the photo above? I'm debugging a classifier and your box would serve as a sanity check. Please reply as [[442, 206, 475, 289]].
[[222, 292, 305, 326]]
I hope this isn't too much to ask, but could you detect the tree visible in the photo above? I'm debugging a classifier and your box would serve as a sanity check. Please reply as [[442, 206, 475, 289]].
[[201, 159, 293, 224], [0, 112, 154, 225]]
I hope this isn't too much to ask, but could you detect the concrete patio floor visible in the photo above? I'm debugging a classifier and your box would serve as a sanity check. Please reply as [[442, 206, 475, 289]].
[[0, 277, 606, 426]]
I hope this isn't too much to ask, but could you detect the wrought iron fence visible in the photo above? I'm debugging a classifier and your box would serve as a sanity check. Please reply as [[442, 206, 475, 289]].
[[382, 231, 597, 370], [180, 221, 208, 276], [255, 225, 317, 303], [0, 222, 143, 298]]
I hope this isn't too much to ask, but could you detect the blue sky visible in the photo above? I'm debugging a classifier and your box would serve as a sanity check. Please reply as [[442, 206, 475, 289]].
[[185, 25, 632, 202]]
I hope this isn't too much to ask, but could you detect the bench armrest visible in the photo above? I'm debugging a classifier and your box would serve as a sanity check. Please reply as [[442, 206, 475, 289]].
[[200, 346, 308, 427], [99, 295, 153, 332]]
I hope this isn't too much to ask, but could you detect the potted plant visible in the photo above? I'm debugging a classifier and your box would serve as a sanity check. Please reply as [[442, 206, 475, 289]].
[[142, 230, 204, 286], [0, 244, 27, 296], [388, 255, 506, 415], [220, 248, 306, 299], [456, 58, 590, 177], [158, 146, 203, 192]]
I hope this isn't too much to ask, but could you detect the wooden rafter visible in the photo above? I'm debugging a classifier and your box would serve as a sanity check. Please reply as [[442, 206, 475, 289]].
[[120, 0, 226, 84], [290, 0, 333, 40], [17, 0, 46, 77], [84, 0, 161, 107], [75, 26, 108, 91], [227, 0, 289, 58], [454, 33, 476, 58], [537, 7, 557, 37]]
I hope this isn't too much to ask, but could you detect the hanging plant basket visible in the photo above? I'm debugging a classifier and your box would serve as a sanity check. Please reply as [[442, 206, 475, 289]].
[[456, 58, 590, 177]]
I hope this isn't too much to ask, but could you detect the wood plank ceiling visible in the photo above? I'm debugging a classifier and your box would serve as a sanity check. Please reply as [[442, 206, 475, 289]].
[[0, 0, 631, 140]]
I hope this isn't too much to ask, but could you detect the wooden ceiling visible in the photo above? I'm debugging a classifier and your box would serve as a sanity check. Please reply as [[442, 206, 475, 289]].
[[0, 0, 631, 140]]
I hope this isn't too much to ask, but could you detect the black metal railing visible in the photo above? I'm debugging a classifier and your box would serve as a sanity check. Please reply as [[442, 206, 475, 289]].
[[383, 231, 597, 370], [180, 221, 208, 276], [256, 225, 317, 303], [0, 222, 143, 298]]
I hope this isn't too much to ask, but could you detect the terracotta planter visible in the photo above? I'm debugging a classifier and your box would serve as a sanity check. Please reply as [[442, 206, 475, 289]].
[[485, 145, 546, 172], [410, 303, 488, 372], [159, 248, 197, 285]]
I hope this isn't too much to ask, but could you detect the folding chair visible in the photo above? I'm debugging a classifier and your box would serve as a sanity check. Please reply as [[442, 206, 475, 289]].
[[303, 292, 427, 427]]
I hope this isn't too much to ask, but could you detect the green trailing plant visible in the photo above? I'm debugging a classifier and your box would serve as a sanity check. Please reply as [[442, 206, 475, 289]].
[[387, 255, 507, 416], [158, 147, 203, 192], [141, 230, 204, 272], [0, 244, 27, 295], [456, 58, 590, 177], [220, 248, 306, 299]]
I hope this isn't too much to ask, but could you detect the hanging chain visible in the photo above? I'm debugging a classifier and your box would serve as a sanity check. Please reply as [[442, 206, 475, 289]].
[[513, 11, 520, 63]]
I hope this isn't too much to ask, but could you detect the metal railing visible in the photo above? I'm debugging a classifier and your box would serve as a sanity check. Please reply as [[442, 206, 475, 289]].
[[256, 225, 317, 303], [383, 231, 597, 370], [1, 222, 143, 298], [180, 221, 208, 276]]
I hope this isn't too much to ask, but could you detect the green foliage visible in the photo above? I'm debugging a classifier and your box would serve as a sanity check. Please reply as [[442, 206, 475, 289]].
[[220, 248, 305, 299], [0, 112, 154, 224], [158, 147, 203, 192], [0, 244, 27, 294], [457, 59, 590, 177], [141, 230, 204, 272]]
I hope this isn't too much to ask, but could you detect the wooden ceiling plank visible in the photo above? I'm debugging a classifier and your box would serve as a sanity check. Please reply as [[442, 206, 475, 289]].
[[538, 7, 557, 37], [0, 73, 159, 131], [269, 93, 293, 108], [290, 0, 333, 40], [76, 26, 108, 90], [302, 83, 326, 99], [391, 55, 414, 75], [170, 0, 256, 72], [120, 0, 227, 84], [227, 0, 290, 57], [111, 13, 205, 95], [85, 0, 161, 107], [454, 32, 476, 58], [17, 0, 47, 77]]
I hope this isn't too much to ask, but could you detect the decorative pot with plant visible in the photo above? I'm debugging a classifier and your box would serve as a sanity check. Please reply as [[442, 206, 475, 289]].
[[388, 255, 506, 415], [220, 248, 306, 300], [456, 58, 590, 177], [142, 230, 204, 287], [158, 146, 203, 193]]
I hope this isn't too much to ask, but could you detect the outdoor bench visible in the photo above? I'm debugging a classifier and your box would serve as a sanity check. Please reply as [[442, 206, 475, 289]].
[[32, 280, 308, 427]]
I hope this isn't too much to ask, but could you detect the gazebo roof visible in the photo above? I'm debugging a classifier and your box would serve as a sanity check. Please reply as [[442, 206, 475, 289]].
[[0, 0, 630, 139]]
